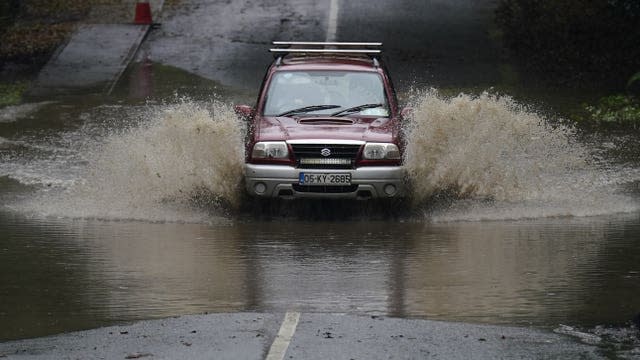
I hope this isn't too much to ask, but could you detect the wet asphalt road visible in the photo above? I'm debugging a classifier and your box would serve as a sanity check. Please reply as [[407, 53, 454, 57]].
[[140, 0, 502, 94], [0, 313, 604, 359]]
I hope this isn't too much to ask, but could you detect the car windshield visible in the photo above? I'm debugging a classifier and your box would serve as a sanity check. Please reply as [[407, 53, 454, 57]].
[[263, 70, 389, 117]]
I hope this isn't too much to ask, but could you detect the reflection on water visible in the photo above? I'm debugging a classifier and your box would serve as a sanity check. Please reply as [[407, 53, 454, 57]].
[[1, 211, 639, 340]]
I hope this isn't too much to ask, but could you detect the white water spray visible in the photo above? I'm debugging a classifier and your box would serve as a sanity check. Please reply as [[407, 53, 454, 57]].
[[403, 90, 639, 220], [15, 100, 245, 222], [4, 92, 639, 222]]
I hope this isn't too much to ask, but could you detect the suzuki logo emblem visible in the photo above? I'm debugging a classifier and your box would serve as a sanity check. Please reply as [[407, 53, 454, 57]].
[[320, 148, 331, 157]]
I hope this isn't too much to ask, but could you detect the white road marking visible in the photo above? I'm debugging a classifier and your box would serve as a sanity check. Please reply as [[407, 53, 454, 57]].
[[265, 312, 301, 360], [326, 0, 339, 42]]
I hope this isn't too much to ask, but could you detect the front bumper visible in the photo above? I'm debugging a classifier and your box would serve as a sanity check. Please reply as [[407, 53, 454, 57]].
[[244, 163, 406, 199]]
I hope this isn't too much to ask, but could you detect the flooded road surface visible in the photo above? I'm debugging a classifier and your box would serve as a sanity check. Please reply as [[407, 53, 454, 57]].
[[1, 0, 640, 357], [1, 208, 640, 341], [1, 96, 639, 347], [0, 210, 639, 345]]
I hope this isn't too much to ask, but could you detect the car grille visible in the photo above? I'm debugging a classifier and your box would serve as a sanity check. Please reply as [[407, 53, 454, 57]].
[[292, 184, 359, 193], [291, 144, 361, 169]]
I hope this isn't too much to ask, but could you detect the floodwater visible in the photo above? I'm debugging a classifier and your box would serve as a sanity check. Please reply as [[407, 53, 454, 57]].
[[1, 69, 640, 346], [1, 1, 640, 354]]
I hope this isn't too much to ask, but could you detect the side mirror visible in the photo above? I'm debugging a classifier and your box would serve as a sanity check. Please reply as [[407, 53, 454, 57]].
[[400, 107, 413, 119], [234, 104, 254, 119]]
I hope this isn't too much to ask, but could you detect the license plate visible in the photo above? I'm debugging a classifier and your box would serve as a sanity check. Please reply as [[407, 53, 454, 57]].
[[298, 172, 352, 186]]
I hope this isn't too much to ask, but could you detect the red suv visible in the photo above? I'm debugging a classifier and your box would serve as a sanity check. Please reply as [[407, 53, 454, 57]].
[[236, 42, 406, 199]]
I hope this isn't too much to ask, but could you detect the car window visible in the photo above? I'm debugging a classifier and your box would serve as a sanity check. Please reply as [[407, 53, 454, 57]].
[[263, 71, 389, 117]]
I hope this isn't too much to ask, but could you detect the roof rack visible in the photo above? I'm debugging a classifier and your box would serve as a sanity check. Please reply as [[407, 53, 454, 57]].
[[270, 41, 382, 67], [272, 41, 382, 47]]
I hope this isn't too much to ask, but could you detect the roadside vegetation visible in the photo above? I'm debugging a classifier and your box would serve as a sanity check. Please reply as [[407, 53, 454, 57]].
[[0, 1, 91, 67], [495, 0, 640, 128], [577, 93, 640, 129], [0, 82, 28, 107], [0, 0, 90, 106], [0, 0, 147, 106]]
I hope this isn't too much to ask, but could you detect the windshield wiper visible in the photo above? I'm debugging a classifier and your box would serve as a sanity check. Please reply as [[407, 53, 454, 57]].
[[331, 103, 384, 117], [277, 104, 341, 117]]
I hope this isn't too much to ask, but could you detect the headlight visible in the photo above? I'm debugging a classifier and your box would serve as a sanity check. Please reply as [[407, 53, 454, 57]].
[[362, 143, 401, 160], [251, 141, 289, 159]]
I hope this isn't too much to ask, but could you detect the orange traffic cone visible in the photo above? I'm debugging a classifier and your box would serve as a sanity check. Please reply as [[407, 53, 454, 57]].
[[134, 1, 153, 25]]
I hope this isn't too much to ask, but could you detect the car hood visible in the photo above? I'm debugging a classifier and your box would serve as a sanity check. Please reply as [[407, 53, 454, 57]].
[[255, 116, 399, 143]]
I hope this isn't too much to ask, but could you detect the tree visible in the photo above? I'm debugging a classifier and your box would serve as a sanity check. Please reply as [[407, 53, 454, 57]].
[[495, 0, 640, 87]]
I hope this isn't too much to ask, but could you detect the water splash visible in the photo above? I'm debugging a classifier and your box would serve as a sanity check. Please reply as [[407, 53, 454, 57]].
[[403, 90, 639, 220], [4, 92, 639, 222], [555, 323, 640, 357], [0, 136, 12, 149], [14, 100, 245, 222], [0, 101, 54, 123]]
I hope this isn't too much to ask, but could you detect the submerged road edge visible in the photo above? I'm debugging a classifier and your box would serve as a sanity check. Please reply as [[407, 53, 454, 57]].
[[0, 313, 604, 359]]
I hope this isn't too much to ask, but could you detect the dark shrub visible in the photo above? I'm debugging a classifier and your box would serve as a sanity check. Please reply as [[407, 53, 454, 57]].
[[495, 0, 640, 86]]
